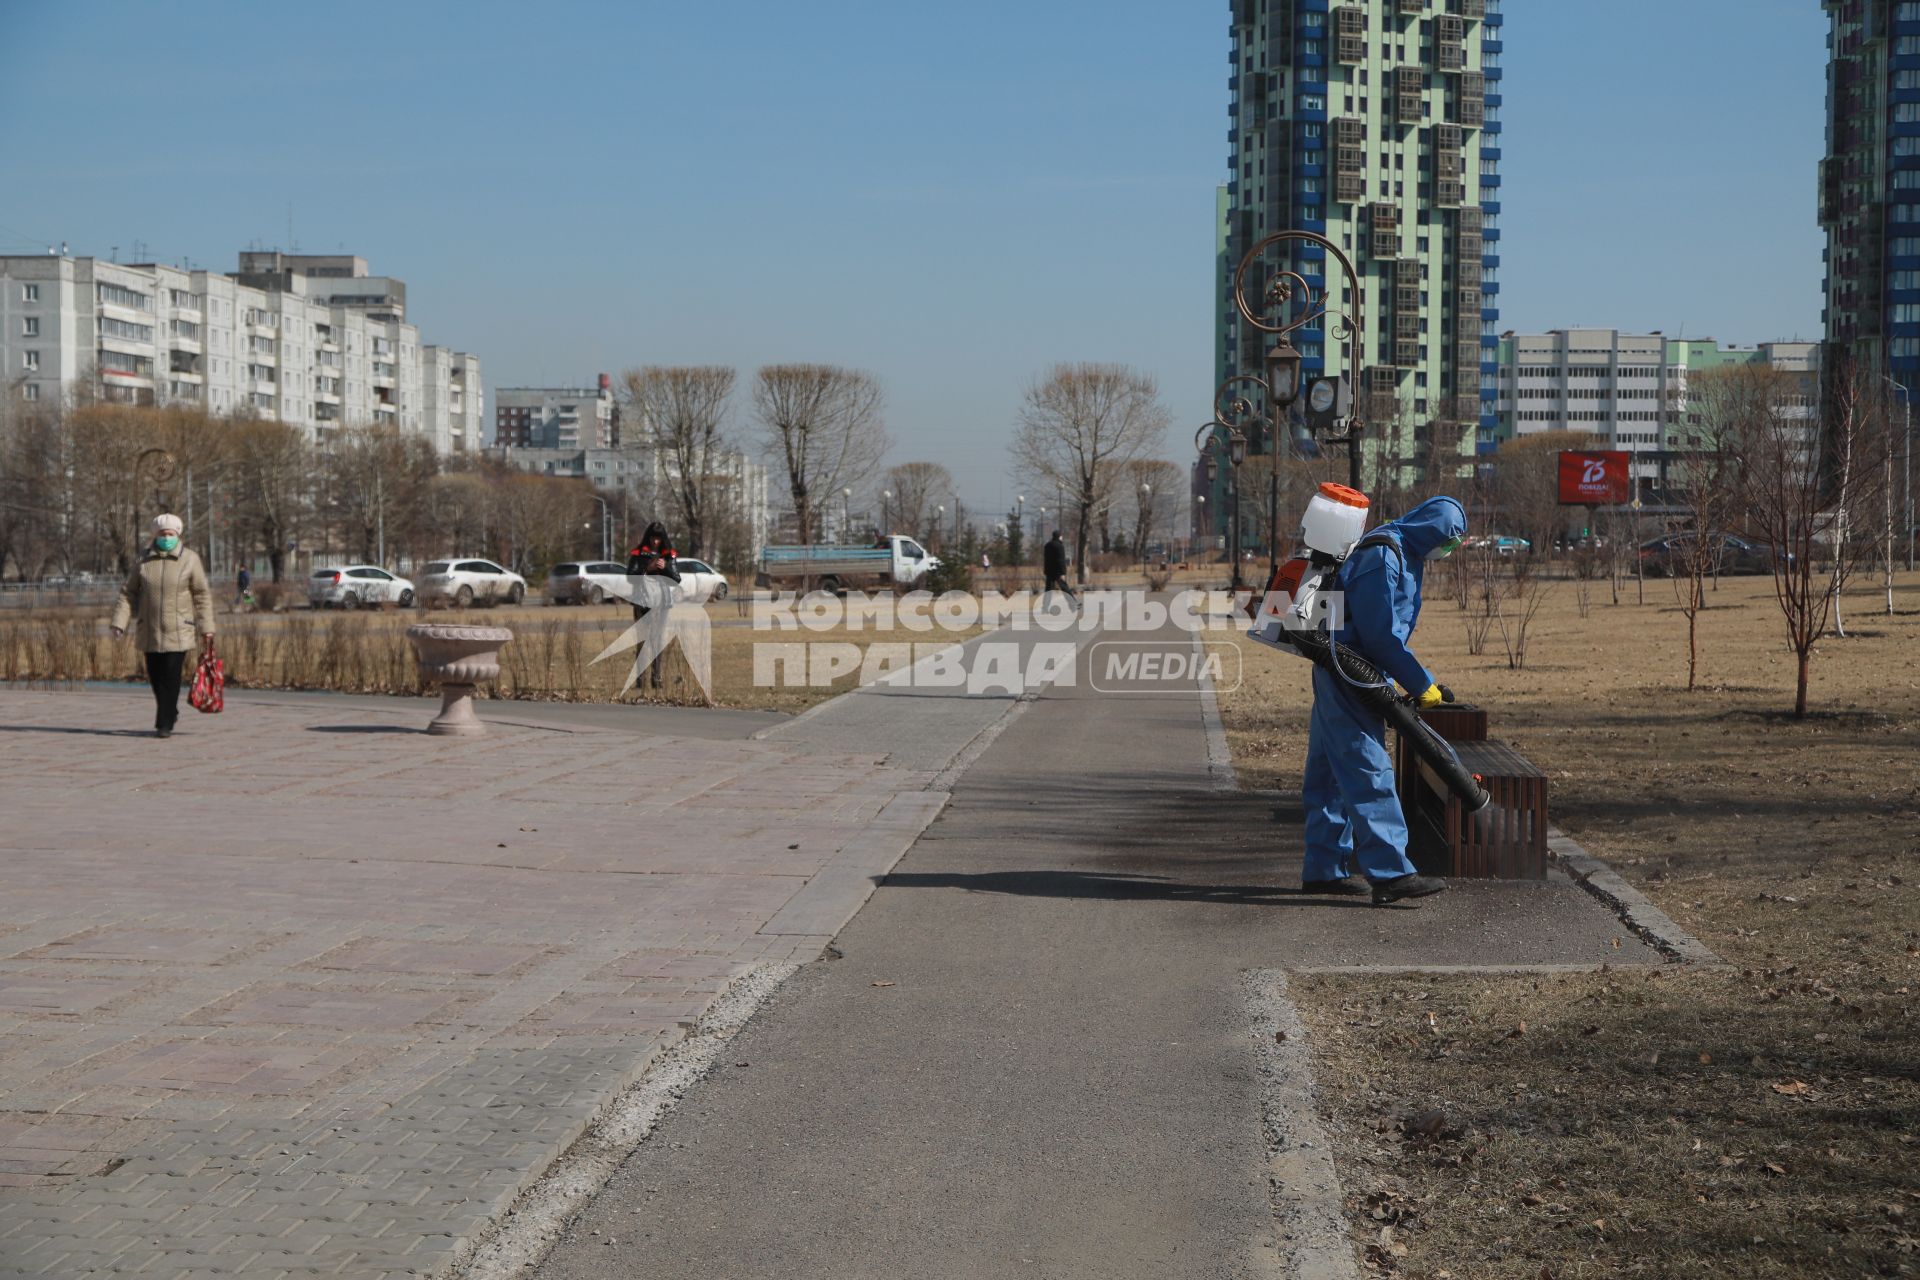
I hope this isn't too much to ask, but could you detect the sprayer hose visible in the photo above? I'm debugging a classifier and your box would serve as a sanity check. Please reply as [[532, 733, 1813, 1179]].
[[1279, 628, 1491, 812]]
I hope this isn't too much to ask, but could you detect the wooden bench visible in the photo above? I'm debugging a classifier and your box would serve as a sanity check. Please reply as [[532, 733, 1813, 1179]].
[[1395, 705, 1548, 880]]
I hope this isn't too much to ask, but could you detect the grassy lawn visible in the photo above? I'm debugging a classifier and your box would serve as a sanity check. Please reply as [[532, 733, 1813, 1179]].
[[0, 599, 986, 716], [1215, 568, 1920, 1277]]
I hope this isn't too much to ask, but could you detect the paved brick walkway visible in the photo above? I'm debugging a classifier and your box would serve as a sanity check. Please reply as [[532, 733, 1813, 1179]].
[[0, 690, 941, 1278]]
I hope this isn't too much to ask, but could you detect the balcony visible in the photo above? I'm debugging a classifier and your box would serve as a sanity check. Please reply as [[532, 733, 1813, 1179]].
[[1394, 67, 1424, 126], [1335, 172, 1367, 202], [1437, 41, 1465, 72], [1397, 0, 1426, 14]]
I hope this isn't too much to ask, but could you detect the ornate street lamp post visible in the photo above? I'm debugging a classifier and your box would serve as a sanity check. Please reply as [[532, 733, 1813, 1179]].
[[1195, 420, 1249, 590], [1214, 229, 1371, 568]]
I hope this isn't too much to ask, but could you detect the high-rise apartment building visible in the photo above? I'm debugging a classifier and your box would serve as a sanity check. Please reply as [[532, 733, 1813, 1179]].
[[494, 377, 618, 450], [1492, 329, 1819, 481], [1820, 1, 1920, 389], [0, 251, 483, 453], [1217, 0, 1503, 494]]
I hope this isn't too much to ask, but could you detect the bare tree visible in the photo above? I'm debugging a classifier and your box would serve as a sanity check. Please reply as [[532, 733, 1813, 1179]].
[[880, 462, 952, 541], [329, 423, 439, 565], [1010, 364, 1171, 584], [1119, 459, 1184, 561], [750, 365, 888, 544], [621, 366, 736, 557], [229, 419, 314, 582], [1730, 359, 1888, 716]]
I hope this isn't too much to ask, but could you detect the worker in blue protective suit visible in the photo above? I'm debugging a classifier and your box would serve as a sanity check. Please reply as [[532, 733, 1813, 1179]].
[[1301, 495, 1466, 906]]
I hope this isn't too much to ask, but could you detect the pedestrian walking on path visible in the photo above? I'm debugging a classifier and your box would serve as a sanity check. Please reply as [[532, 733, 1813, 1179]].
[[627, 521, 682, 691], [1302, 495, 1464, 905], [1042, 529, 1078, 607], [234, 563, 252, 610], [109, 513, 215, 738]]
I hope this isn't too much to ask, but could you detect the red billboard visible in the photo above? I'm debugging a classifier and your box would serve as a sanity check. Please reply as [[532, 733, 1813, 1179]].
[[1557, 451, 1633, 505]]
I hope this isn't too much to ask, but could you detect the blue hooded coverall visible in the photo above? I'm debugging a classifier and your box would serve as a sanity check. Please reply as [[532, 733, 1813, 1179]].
[[1302, 496, 1468, 884]]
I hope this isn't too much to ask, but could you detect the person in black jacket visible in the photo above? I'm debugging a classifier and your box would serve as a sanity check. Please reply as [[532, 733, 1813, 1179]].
[[626, 522, 682, 689], [1042, 530, 1077, 605]]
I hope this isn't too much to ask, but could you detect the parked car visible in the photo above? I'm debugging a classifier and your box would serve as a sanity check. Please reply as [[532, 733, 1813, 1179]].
[[417, 558, 528, 608], [1464, 534, 1532, 556], [1637, 532, 1782, 577], [308, 564, 415, 609], [674, 558, 730, 603], [547, 561, 630, 606]]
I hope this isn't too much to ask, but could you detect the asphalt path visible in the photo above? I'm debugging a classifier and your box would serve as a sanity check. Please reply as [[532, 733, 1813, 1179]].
[[532, 607, 1660, 1279]]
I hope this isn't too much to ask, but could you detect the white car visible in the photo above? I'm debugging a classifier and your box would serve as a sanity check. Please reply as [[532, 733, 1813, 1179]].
[[308, 564, 415, 609], [674, 558, 730, 603], [546, 561, 629, 606], [418, 558, 528, 608]]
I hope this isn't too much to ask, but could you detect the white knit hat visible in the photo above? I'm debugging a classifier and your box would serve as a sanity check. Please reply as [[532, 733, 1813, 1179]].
[[152, 513, 183, 536]]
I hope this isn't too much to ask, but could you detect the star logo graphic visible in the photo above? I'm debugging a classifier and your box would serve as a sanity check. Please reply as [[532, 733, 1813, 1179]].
[[588, 575, 714, 702]]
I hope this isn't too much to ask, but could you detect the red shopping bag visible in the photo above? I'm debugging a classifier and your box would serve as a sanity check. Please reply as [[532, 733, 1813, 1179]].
[[189, 642, 225, 714]]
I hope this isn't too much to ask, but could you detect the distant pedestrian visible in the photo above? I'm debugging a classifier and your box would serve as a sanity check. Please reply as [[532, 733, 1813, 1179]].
[[1043, 530, 1077, 605], [980, 552, 991, 571], [109, 514, 215, 738], [626, 522, 682, 690], [234, 564, 252, 610]]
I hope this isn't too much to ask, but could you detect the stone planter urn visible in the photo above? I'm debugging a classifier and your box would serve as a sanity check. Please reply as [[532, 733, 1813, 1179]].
[[405, 623, 514, 736]]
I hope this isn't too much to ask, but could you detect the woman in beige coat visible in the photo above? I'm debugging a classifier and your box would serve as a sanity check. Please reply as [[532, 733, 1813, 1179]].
[[109, 513, 216, 737]]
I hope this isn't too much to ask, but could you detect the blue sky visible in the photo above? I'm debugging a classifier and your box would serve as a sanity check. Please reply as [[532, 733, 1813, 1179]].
[[1, 0, 1827, 511]]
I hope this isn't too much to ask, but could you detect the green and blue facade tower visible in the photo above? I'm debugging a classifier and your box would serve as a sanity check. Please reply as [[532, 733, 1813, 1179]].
[[1216, 0, 1502, 507]]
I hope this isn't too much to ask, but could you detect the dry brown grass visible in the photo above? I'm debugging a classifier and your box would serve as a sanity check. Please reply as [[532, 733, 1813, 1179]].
[[0, 606, 983, 715], [1216, 571, 1920, 1278]]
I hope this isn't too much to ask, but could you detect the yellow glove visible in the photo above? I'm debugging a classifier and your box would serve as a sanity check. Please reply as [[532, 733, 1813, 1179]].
[[1416, 682, 1446, 709]]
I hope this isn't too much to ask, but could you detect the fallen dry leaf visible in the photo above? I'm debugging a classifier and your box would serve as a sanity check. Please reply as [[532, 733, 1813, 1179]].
[[1771, 1079, 1812, 1097], [1764, 1161, 1788, 1176], [870, 981, 896, 988]]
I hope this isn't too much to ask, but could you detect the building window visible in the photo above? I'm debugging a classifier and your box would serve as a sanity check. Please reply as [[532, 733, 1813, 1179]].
[[21, 317, 38, 337], [22, 351, 39, 371], [23, 383, 39, 401], [101, 317, 154, 343], [97, 283, 151, 310], [21, 284, 38, 302]]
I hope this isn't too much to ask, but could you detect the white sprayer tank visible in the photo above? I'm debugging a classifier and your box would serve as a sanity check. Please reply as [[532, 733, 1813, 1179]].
[[1300, 482, 1371, 560]]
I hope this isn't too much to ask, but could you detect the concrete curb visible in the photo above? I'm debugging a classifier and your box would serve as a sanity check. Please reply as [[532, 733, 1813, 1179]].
[[1244, 970, 1362, 1280], [1193, 632, 1238, 792], [757, 790, 950, 937], [453, 963, 800, 1280], [1549, 826, 1723, 965]]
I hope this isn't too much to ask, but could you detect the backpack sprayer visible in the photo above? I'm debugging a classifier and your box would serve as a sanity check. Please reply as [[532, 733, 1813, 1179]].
[[1247, 483, 1491, 814]]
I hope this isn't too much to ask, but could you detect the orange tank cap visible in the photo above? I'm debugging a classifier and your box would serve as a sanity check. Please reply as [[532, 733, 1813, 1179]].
[[1316, 482, 1371, 509]]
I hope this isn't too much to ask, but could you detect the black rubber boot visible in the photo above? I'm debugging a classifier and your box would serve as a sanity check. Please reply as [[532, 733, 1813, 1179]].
[[1371, 873, 1447, 906]]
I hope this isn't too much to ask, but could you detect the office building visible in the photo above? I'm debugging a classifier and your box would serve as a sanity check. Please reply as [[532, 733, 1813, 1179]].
[[494, 377, 618, 450], [1214, 0, 1502, 521], [0, 251, 482, 452], [1491, 329, 1819, 480]]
